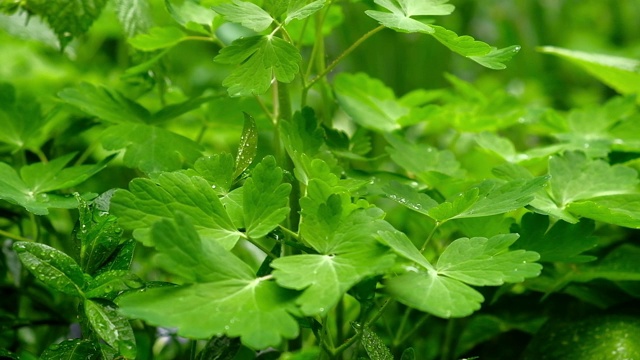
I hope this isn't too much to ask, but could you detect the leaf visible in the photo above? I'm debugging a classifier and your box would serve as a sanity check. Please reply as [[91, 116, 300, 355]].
[[243, 156, 291, 239], [128, 26, 187, 51], [40, 339, 101, 360], [58, 82, 150, 124], [376, 230, 433, 270], [568, 194, 640, 229], [75, 199, 124, 274], [113, 0, 152, 37], [365, 0, 455, 34], [0, 82, 47, 152], [84, 270, 144, 300], [84, 299, 137, 358], [101, 123, 203, 173], [469, 45, 521, 70], [110, 172, 241, 250], [192, 153, 236, 195], [436, 234, 542, 286], [235, 112, 258, 178], [381, 181, 438, 216], [95, 239, 136, 275], [215, 35, 301, 96], [539, 46, 640, 95], [333, 72, 406, 132], [150, 95, 218, 125], [117, 280, 300, 349], [212, 0, 274, 32], [13, 242, 85, 297], [512, 213, 597, 263], [360, 324, 394, 360], [165, 0, 217, 35], [27, 0, 108, 48], [196, 336, 242, 360], [285, 0, 326, 24], [548, 151, 638, 207]]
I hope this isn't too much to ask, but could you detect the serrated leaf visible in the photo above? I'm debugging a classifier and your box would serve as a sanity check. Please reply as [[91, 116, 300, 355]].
[[469, 45, 521, 70], [539, 46, 640, 95], [212, 0, 274, 32], [150, 95, 218, 124], [101, 123, 203, 173], [243, 156, 291, 239], [40, 339, 101, 360], [0, 82, 47, 152], [76, 200, 123, 274], [375, 230, 433, 270], [285, 0, 326, 24], [235, 112, 258, 178], [95, 239, 136, 275], [381, 181, 438, 215], [58, 82, 150, 124], [361, 325, 394, 360], [568, 194, 640, 229], [117, 280, 300, 349], [84, 299, 137, 358], [84, 270, 144, 300], [111, 172, 240, 249], [549, 151, 638, 207], [436, 234, 542, 286], [13, 242, 85, 297], [27, 0, 108, 48], [128, 26, 187, 51], [334, 73, 406, 132], [215, 35, 301, 96], [365, 0, 454, 34], [512, 213, 597, 263], [192, 153, 236, 195], [113, 0, 152, 37], [166, 0, 217, 35]]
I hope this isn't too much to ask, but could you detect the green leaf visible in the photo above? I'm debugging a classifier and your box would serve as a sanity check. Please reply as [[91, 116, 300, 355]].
[[13, 242, 85, 297], [212, 0, 274, 32], [0, 82, 47, 152], [512, 213, 597, 263], [95, 239, 136, 275], [334, 73, 406, 132], [436, 234, 542, 286], [196, 336, 242, 360], [40, 339, 101, 360], [381, 181, 438, 216], [568, 194, 640, 229], [84, 270, 144, 300], [285, 0, 326, 24], [548, 151, 638, 207], [243, 156, 291, 239], [215, 35, 301, 96], [150, 95, 218, 125], [360, 324, 394, 360], [110, 172, 240, 250], [192, 153, 236, 195], [365, 0, 454, 34], [165, 0, 217, 35], [376, 230, 433, 270], [117, 280, 300, 349], [75, 200, 124, 274], [469, 45, 521, 70], [235, 112, 259, 178], [128, 26, 187, 51], [58, 82, 150, 124], [84, 299, 137, 358], [101, 123, 203, 173], [539, 46, 640, 95], [27, 0, 108, 48], [113, 0, 152, 37]]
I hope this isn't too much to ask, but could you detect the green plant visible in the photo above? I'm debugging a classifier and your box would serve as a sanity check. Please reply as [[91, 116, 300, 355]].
[[1, 0, 640, 359]]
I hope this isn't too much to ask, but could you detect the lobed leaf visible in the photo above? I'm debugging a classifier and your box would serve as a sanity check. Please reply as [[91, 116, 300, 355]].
[[365, 0, 454, 34], [212, 0, 274, 32], [128, 26, 187, 51], [285, 0, 326, 24], [568, 194, 640, 229]]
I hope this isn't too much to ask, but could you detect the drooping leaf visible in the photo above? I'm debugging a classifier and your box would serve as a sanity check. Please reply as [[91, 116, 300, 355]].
[[84, 299, 137, 358], [110, 172, 241, 250], [235, 113, 258, 178], [539, 46, 640, 96], [568, 194, 640, 229], [512, 213, 597, 263], [101, 123, 203, 173], [27, 0, 108, 48], [215, 35, 302, 96], [13, 242, 85, 297], [39, 339, 101, 360], [243, 156, 291, 239], [128, 26, 187, 51], [285, 0, 326, 24], [212, 0, 274, 32], [365, 0, 454, 34]]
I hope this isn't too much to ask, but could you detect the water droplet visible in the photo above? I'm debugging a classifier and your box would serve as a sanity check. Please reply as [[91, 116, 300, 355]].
[[224, 325, 230, 330], [319, 308, 325, 313], [211, 184, 217, 189]]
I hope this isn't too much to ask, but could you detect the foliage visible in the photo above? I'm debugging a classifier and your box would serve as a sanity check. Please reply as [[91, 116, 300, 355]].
[[1, 0, 640, 359]]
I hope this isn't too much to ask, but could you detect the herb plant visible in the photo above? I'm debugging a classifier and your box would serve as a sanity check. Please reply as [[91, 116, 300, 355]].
[[1, 0, 640, 359]]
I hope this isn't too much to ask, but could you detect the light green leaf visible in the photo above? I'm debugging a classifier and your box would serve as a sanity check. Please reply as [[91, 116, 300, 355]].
[[469, 45, 521, 70], [128, 26, 187, 51], [84, 300, 136, 358], [150, 95, 218, 125], [165, 0, 216, 35], [39, 339, 101, 360], [215, 35, 301, 96], [117, 280, 300, 349], [13, 242, 85, 296], [58, 82, 150, 124], [27, 0, 108, 48], [376, 230, 433, 270], [192, 153, 236, 195], [152, 213, 254, 282], [549, 151, 638, 207], [385, 271, 484, 318], [334, 73, 406, 132], [365, 0, 454, 34], [113, 0, 151, 37], [285, 0, 326, 24], [110, 172, 241, 250], [0, 82, 47, 152], [381, 181, 438, 215], [436, 234, 542, 286], [243, 156, 291, 239], [539, 46, 640, 95], [568, 194, 640, 229], [212, 0, 274, 32], [101, 123, 203, 173], [235, 112, 258, 178]]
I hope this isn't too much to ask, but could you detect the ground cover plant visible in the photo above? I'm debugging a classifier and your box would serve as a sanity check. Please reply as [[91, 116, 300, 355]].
[[1, 0, 640, 359]]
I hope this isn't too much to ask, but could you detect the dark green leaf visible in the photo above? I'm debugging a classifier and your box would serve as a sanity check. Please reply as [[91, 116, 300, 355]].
[[150, 95, 218, 124], [40, 339, 101, 360], [84, 270, 144, 300], [0, 82, 47, 152], [196, 336, 242, 360], [76, 200, 123, 274], [568, 194, 640, 229], [95, 239, 136, 275], [361, 325, 394, 360], [84, 299, 137, 358], [235, 112, 258, 178]]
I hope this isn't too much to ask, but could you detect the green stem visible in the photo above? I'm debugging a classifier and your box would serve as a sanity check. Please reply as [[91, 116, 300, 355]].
[[440, 319, 456, 360], [392, 307, 412, 347], [331, 298, 393, 357], [0, 229, 32, 242], [244, 235, 279, 259], [420, 221, 441, 254], [306, 25, 385, 90], [397, 314, 430, 346], [28, 213, 39, 243]]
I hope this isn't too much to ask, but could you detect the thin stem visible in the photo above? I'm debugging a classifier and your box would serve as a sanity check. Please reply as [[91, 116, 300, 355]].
[[306, 25, 385, 90], [278, 225, 300, 241], [398, 314, 430, 345], [28, 213, 39, 242], [0, 229, 32, 242], [336, 297, 345, 359], [74, 140, 99, 166], [254, 95, 274, 122], [392, 307, 412, 347], [440, 319, 456, 360], [331, 297, 393, 357], [244, 235, 279, 259], [420, 221, 440, 254]]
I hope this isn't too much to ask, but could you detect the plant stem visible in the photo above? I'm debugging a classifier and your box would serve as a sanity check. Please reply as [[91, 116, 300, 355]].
[[0, 229, 32, 242], [392, 306, 412, 347], [306, 25, 385, 90], [440, 319, 456, 360], [331, 297, 393, 357], [244, 235, 279, 259], [420, 221, 441, 254], [398, 314, 430, 345]]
